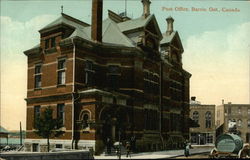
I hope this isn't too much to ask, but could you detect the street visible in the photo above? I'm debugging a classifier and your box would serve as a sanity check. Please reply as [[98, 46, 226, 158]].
[[172, 152, 210, 159]]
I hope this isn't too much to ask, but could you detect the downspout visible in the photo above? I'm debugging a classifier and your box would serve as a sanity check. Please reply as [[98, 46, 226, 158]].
[[71, 38, 76, 149], [159, 60, 164, 149]]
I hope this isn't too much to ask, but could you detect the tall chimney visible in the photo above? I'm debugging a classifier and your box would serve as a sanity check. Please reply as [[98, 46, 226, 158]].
[[166, 16, 174, 35], [141, 0, 151, 18], [91, 0, 103, 42]]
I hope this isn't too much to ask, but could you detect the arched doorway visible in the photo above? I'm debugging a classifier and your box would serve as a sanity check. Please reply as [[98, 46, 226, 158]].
[[99, 106, 131, 143]]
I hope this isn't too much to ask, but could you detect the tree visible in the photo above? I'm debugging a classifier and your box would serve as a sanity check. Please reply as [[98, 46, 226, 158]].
[[34, 107, 65, 152]]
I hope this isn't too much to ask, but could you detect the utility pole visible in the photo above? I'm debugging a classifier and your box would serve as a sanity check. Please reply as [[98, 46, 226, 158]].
[[20, 121, 22, 146]]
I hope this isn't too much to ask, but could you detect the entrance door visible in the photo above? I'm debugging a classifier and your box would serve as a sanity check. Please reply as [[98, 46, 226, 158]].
[[246, 133, 250, 143]]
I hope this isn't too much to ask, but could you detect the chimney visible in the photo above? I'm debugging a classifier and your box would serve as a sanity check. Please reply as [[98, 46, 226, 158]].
[[166, 16, 174, 35], [91, 0, 103, 42], [141, 0, 151, 18]]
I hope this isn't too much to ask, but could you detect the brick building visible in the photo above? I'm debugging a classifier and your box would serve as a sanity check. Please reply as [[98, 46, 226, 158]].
[[189, 97, 216, 145], [216, 103, 250, 143], [24, 0, 191, 153]]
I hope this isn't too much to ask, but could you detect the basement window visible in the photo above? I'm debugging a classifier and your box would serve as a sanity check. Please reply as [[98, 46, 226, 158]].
[[55, 144, 63, 148]]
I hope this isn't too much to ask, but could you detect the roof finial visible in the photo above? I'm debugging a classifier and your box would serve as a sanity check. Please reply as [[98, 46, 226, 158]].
[[61, 5, 64, 14]]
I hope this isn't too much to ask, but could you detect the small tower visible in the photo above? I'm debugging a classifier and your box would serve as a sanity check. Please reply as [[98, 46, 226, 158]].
[[141, 0, 151, 18]]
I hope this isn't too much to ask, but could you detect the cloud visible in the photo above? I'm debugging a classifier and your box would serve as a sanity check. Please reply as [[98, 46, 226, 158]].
[[0, 15, 57, 130], [183, 22, 250, 105]]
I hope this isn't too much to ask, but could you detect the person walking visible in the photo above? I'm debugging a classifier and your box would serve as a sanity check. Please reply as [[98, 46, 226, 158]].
[[184, 142, 191, 157], [126, 141, 131, 158]]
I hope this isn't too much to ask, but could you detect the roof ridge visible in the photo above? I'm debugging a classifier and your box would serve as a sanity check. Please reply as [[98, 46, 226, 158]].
[[61, 13, 90, 27]]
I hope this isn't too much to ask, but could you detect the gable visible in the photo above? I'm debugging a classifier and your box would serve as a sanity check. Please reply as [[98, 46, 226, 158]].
[[171, 32, 184, 53], [161, 31, 184, 53], [144, 15, 163, 40]]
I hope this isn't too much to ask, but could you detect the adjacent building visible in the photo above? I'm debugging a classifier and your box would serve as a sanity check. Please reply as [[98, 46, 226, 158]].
[[217, 103, 250, 143], [189, 97, 216, 145], [24, 0, 191, 153]]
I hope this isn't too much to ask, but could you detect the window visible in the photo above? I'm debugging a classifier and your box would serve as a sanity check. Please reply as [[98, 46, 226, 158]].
[[247, 120, 250, 128], [45, 37, 56, 49], [193, 111, 199, 124], [238, 107, 241, 114], [143, 71, 159, 94], [206, 133, 213, 144], [34, 64, 42, 88], [57, 104, 65, 126], [248, 108, 250, 115], [81, 111, 90, 129], [191, 133, 197, 144], [45, 39, 50, 49], [205, 111, 212, 128], [58, 59, 66, 85], [107, 65, 120, 89], [85, 61, 95, 86], [34, 105, 40, 128], [51, 37, 56, 48], [238, 119, 242, 127], [55, 144, 63, 148], [32, 143, 39, 152]]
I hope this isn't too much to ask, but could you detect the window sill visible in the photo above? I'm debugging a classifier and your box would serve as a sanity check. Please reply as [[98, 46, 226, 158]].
[[34, 88, 42, 91], [57, 84, 66, 88], [44, 47, 57, 54]]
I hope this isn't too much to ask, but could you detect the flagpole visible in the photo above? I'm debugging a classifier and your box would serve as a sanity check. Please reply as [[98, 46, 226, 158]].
[[125, 0, 127, 17]]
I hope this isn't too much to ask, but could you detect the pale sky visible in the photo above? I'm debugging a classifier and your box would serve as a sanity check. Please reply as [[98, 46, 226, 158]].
[[1, 0, 250, 130]]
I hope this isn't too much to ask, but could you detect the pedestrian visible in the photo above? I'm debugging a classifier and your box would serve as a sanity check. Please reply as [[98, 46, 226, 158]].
[[130, 135, 136, 152], [126, 141, 131, 158], [184, 143, 190, 157]]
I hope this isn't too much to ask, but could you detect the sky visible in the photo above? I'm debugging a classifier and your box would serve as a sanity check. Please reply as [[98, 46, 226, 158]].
[[0, 0, 250, 130]]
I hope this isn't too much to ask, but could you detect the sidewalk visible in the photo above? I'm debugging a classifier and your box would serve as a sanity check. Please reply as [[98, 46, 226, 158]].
[[94, 146, 213, 159]]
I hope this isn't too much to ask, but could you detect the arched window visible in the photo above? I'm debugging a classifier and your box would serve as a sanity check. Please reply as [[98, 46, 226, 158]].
[[238, 119, 242, 127], [205, 111, 212, 128], [193, 111, 199, 124], [81, 111, 90, 129]]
